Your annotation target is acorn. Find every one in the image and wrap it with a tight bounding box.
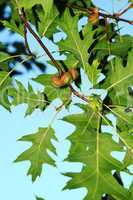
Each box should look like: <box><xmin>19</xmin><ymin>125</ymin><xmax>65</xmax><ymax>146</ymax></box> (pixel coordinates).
<box><xmin>69</xmin><ymin>68</ymin><xmax>79</xmax><ymax>81</ymax></box>
<box><xmin>51</xmin><ymin>75</ymin><xmax>64</xmax><ymax>88</ymax></box>
<box><xmin>51</xmin><ymin>72</ymin><xmax>72</xmax><ymax>88</ymax></box>
<box><xmin>61</xmin><ymin>72</ymin><xmax>72</xmax><ymax>85</ymax></box>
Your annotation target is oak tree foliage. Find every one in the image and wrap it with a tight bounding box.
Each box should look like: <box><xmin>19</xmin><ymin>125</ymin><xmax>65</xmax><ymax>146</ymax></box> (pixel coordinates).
<box><xmin>0</xmin><ymin>0</ymin><xmax>133</xmax><ymax>199</ymax></box>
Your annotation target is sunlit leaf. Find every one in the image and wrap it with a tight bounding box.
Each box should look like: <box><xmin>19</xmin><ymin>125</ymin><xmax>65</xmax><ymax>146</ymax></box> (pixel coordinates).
<box><xmin>57</xmin><ymin>9</ymin><xmax>101</xmax><ymax>86</ymax></box>
<box><xmin>63</xmin><ymin>104</ymin><xmax>130</xmax><ymax>200</ymax></box>
<box><xmin>8</xmin><ymin>80</ymin><xmax>47</xmax><ymax>116</ymax></box>
<box><xmin>103</xmin><ymin>51</ymin><xmax>133</xmax><ymax>106</ymax></box>
<box><xmin>15</xmin><ymin>127</ymin><xmax>57</xmax><ymax>182</ymax></box>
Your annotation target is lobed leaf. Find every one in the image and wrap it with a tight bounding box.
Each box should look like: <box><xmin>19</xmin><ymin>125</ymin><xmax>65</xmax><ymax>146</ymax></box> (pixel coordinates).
<box><xmin>8</xmin><ymin>80</ymin><xmax>47</xmax><ymax>116</ymax></box>
<box><xmin>62</xmin><ymin>104</ymin><xmax>130</xmax><ymax>199</ymax></box>
<box><xmin>15</xmin><ymin>127</ymin><xmax>57</xmax><ymax>182</ymax></box>
<box><xmin>19</xmin><ymin>0</ymin><xmax>53</xmax><ymax>11</ymax></box>
<box><xmin>103</xmin><ymin>51</ymin><xmax>133</xmax><ymax>106</ymax></box>
<box><xmin>38</xmin><ymin>5</ymin><xmax>59</xmax><ymax>38</ymax></box>
<box><xmin>57</xmin><ymin>9</ymin><xmax>101</xmax><ymax>86</ymax></box>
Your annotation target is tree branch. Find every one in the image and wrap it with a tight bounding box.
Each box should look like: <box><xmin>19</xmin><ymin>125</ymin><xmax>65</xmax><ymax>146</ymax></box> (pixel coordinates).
<box><xmin>24</xmin><ymin>24</ymin><xmax>35</xmax><ymax>57</ymax></box>
<box><xmin>65</xmin><ymin>3</ymin><xmax>133</xmax><ymax>25</ymax></box>
<box><xmin>69</xmin><ymin>84</ymin><xmax>89</xmax><ymax>103</ymax></box>
<box><xmin>16</xmin><ymin>5</ymin><xmax>63</xmax><ymax>76</ymax></box>
<box><xmin>15</xmin><ymin>1</ymin><xmax>90</xmax><ymax>104</ymax></box>
<box><xmin>116</xmin><ymin>3</ymin><xmax>133</xmax><ymax>17</ymax></box>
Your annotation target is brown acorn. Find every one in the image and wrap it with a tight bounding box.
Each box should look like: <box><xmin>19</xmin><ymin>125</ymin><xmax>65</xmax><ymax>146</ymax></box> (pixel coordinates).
<box><xmin>60</xmin><ymin>72</ymin><xmax>72</xmax><ymax>85</ymax></box>
<box><xmin>52</xmin><ymin>72</ymin><xmax>72</xmax><ymax>88</ymax></box>
<box><xmin>51</xmin><ymin>75</ymin><xmax>64</xmax><ymax>88</ymax></box>
<box><xmin>69</xmin><ymin>68</ymin><xmax>79</xmax><ymax>81</ymax></box>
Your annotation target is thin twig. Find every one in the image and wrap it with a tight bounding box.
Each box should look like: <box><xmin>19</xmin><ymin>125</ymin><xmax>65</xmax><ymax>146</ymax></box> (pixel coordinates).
<box><xmin>14</xmin><ymin>1</ymin><xmax>63</xmax><ymax>76</ymax></box>
<box><xmin>114</xmin><ymin>4</ymin><xmax>133</xmax><ymax>17</ymax></box>
<box><xmin>24</xmin><ymin>24</ymin><xmax>35</xmax><ymax>57</ymax></box>
<box><xmin>22</xmin><ymin>16</ymin><xmax>63</xmax><ymax>75</ymax></box>
<box><xmin>65</xmin><ymin>3</ymin><xmax>133</xmax><ymax>25</ymax></box>
<box><xmin>69</xmin><ymin>84</ymin><xmax>89</xmax><ymax>103</ymax></box>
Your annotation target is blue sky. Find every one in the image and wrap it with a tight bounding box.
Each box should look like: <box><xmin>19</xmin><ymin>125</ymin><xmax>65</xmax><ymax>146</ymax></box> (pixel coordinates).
<box><xmin>0</xmin><ymin>0</ymin><xmax>133</xmax><ymax>200</ymax></box>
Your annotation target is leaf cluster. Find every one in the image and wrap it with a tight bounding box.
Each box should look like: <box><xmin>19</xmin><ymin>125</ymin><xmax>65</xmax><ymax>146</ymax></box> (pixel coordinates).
<box><xmin>0</xmin><ymin>0</ymin><xmax>133</xmax><ymax>200</ymax></box>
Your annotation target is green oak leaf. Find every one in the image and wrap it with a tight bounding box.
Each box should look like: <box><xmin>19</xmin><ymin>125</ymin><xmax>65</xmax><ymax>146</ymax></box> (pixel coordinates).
<box><xmin>38</xmin><ymin>5</ymin><xmax>59</xmax><ymax>38</ymax></box>
<box><xmin>57</xmin><ymin>9</ymin><xmax>100</xmax><ymax>86</ymax></box>
<box><xmin>19</xmin><ymin>0</ymin><xmax>53</xmax><ymax>11</ymax></box>
<box><xmin>103</xmin><ymin>51</ymin><xmax>133</xmax><ymax>106</ymax></box>
<box><xmin>94</xmin><ymin>35</ymin><xmax>133</xmax><ymax>59</ymax></box>
<box><xmin>13</xmin><ymin>0</ymin><xmax>55</xmax><ymax>38</ymax></box>
<box><xmin>120</xmin><ymin>131</ymin><xmax>133</xmax><ymax>170</ymax></box>
<box><xmin>0</xmin><ymin>45</ymin><xmax>10</xmax><ymax>71</ymax></box>
<box><xmin>0</xmin><ymin>52</ymin><xmax>19</xmax><ymax>71</ymax></box>
<box><xmin>120</xmin><ymin>130</ymin><xmax>133</xmax><ymax>151</ymax></box>
<box><xmin>0</xmin><ymin>52</ymin><xmax>12</xmax><ymax>63</ymax></box>
<box><xmin>111</xmin><ymin>106</ymin><xmax>133</xmax><ymax>130</ymax></box>
<box><xmin>8</xmin><ymin>80</ymin><xmax>47</xmax><ymax>116</ymax></box>
<box><xmin>62</xmin><ymin>53</ymin><xmax>79</xmax><ymax>69</ymax></box>
<box><xmin>87</xmin><ymin>60</ymin><xmax>101</xmax><ymax>86</ymax></box>
<box><xmin>115</xmin><ymin>108</ymin><xmax>133</xmax><ymax>168</ymax></box>
<box><xmin>62</xmin><ymin>104</ymin><xmax>130</xmax><ymax>200</ymax></box>
<box><xmin>15</xmin><ymin>127</ymin><xmax>57</xmax><ymax>182</ymax></box>
<box><xmin>103</xmin><ymin>105</ymin><xmax>133</xmax><ymax>170</ymax></box>
<box><xmin>0</xmin><ymin>19</ymin><xmax>24</xmax><ymax>36</ymax></box>
<box><xmin>1</xmin><ymin>2</ymin><xmax>24</xmax><ymax>36</ymax></box>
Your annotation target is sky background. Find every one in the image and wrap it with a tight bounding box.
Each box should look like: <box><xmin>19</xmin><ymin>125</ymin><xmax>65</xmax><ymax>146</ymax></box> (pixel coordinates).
<box><xmin>0</xmin><ymin>0</ymin><xmax>133</xmax><ymax>200</ymax></box>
